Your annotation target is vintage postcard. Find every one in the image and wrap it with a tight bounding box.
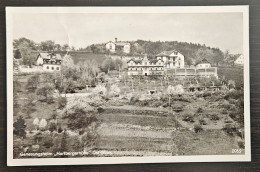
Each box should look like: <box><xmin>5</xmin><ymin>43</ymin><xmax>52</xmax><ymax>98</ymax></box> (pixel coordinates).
<box><xmin>6</xmin><ymin>6</ymin><xmax>250</xmax><ymax>166</ymax></box>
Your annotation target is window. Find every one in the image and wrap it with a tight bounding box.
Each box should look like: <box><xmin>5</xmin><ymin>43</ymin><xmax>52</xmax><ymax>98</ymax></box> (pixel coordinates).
<box><xmin>57</xmin><ymin>67</ymin><xmax>59</xmax><ymax>70</ymax></box>
<box><xmin>52</xmin><ymin>67</ymin><xmax>54</xmax><ymax>70</ymax></box>
<box><xmin>47</xmin><ymin>66</ymin><xmax>49</xmax><ymax>69</ymax></box>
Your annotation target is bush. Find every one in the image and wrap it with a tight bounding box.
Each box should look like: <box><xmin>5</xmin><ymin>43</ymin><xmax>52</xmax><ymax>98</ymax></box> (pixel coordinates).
<box><xmin>194</xmin><ymin>124</ymin><xmax>203</xmax><ymax>133</ymax></box>
<box><xmin>129</xmin><ymin>96</ymin><xmax>139</xmax><ymax>105</ymax></box>
<box><xmin>197</xmin><ymin>107</ymin><xmax>203</xmax><ymax>113</ymax></box>
<box><xmin>46</xmin><ymin>96</ymin><xmax>54</xmax><ymax>104</ymax></box>
<box><xmin>199</xmin><ymin>119</ymin><xmax>207</xmax><ymax>125</ymax></box>
<box><xmin>182</xmin><ymin>114</ymin><xmax>194</xmax><ymax>122</ymax></box>
<box><xmin>210</xmin><ymin>114</ymin><xmax>220</xmax><ymax>121</ymax></box>
<box><xmin>49</xmin><ymin>122</ymin><xmax>57</xmax><ymax>133</ymax></box>
<box><xmin>109</xmin><ymin>84</ymin><xmax>120</xmax><ymax>97</ymax></box>
<box><xmin>222</xmin><ymin>124</ymin><xmax>237</xmax><ymax>136</ymax></box>
<box><xmin>92</xmin><ymin>85</ymin><xmax>107</xmax><ymax>96</ymax></box>
<box><xmin>43</xmin><ymin>137</ymin><xmax>54</xmax><ymax>148</ymax></box>
<box><xmin>58</xmin><ymin>126</ymin><xmax>63</xmax><ymax>133</ymax></box>
<box><xmin>57</xmin><ymin>97</ymin><xmax>67</xmax><ymax>109</ymax></box>
<box><xmin>13</xmin><ymin>116</ymin><xmax>27</xmax><ymax>138</ymax></box>
<box><xmin>238</xmin><ymin>141</ymin><xmax>245</xmax><ymax>149</ymax></box>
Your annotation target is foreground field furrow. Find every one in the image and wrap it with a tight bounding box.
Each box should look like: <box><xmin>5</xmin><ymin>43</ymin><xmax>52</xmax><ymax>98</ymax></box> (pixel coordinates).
<box><xmin>98</xmin><ymin>113</ymin><xmax>177</xmax><ymax>128</ymax></box>
<box><xmin>97</xmin><ymin>136</ymin><xmax>173</xmax><ymax>153</ymax></box>
<box><xmin>97</xmin><ymin>124</ymin><xmax>173</xmax><ymax>139</ymax></box>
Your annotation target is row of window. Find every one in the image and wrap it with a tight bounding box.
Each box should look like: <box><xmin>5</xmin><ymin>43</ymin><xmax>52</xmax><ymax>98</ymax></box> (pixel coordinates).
<box><xmin>129</xmin><ymin>67</ymin><xmax>163</xmax><ymax>71</ymax></box>
<box><xmin>46</xmin><ymin>66</ymin><xmax>60</xmax><ymax>70</ymax></box>
<box><xmin>129</xmin><ymin>62</ymin><xmax>163</xmax><ymax>66</ymax></box>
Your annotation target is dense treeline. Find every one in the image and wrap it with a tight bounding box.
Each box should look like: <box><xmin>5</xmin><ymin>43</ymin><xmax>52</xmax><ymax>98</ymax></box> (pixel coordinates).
<box><xmin>85</xmin><ymin>39</ymin><xmax>241</xmax><ymax>67</ymax></box>
<box><xmin>13</xmin><ymin>37</ymin><xmax>240</xmax><ymax>67</ymax></box>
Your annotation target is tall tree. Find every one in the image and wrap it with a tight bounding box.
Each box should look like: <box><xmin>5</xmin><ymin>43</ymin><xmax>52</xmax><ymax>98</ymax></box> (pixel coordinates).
<box><xmin>40</xmin><ymin>40</ymin><xmax>55</xmax><ymax>52</ymax></box>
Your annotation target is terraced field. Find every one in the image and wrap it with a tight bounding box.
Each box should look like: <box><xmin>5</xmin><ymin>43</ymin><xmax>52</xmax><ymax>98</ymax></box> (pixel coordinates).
<box><xmin>95</xmin><ymin>105</ymin><xmax>177</xmax><ymax>156</ymax></box>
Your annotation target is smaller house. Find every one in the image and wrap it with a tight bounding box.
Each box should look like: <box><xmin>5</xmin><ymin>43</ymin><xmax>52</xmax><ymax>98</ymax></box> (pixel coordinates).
<box><xmin>196</xmin><ymin>58</ymin><xmax>211</xmax><ymax>68</ymax></box>
<box><xmin>156</xmin><ymin>50</ymin><xmax>185</xmax><ymax>68</ymax></box>
<box><xmin>105</xmin><ymin>38</ymin><xmax>131</xmax><ymax>54</ymax></box>
<box><xmin>36</xmin><ymin>52</ymin><xmax>62</xmax><ymax>71</ymax></box>
<box><xmin>234</xmin><ymin>54</ymin><xmax>244</xmax><ymax>66</ymax></box>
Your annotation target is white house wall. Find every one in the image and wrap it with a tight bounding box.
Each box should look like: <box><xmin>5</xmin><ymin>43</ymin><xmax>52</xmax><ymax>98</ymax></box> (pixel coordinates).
<box><xmin>43</xmin><ymin>64</ymin><xmax>61</xmax><ymax>71</ymax></box>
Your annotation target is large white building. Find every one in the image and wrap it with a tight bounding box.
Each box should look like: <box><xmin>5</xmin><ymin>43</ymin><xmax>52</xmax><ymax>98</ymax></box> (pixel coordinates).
<box><xmin>127</xmin><ymin>55</ymin><xmax>164</xmax><ymax>76</ymax></box>
<box><xmin>105</xmin><ymin>38</ymin><xmax>131</xmax><ymax>54</ymax></box>
<box><xmin>36</xmin><ymin>52</ymin><xmax>62</xmax><ymax>71</ymax></box>
<box><xmin>155</xmin><ymin>50</ymin><xmax>185</xmax><ymax>68</ymax></box>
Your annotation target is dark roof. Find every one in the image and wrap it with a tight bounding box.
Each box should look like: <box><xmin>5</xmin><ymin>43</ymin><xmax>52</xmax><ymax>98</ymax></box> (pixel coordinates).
<box><xmin>127</xmin><ymin>59</ymin><xmax>141</xmax><ymax>63</ymax></box>
<box><xmin>150</xmin><ymin>59</ymin><xmax>159</xmax><ymax>63</ymax></box>
<box><xmin>156</xmin><ymin>50</ymin><xmax>178</xmax><ymax>56</ymax></box>
<box><xmin>196</xmin><ymin>58</ymin><xmax>210</xmax><ymax>65</ymax></box>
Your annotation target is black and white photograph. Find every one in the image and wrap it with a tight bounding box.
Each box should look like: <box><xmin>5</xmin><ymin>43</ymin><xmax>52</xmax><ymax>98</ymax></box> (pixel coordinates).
<box><xmin>6</xmin><ymin>6</ymin><xmax>250</xmax><ymax>166</ymax></box>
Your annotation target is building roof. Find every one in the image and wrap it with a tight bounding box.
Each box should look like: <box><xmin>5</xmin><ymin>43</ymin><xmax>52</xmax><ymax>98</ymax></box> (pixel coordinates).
<box><xmin>156</xmin><ymin>50</ymin><xmax>178</xmax><ymax>56</ymax></box>
<box><xmin>196</xmin><ymin>58</ymin><xmax>210</xmax><ymax>65</ymax></box>
<box><xmin>115</xmin><ymin>42</ymin><xmax>130</xmax><ymax>46</ymax></box>
<box><xmin>106</xmin><ymin>41</ymin><xmax>130</xmax><ymax>46</ymax></box>
<box><xmin>39</xmin><ymin>53</ymin><xmax>62</xmax><ymax>60</ymax></box>
<box><xmin>150</xmin><ymin>59</ymin><xmax>159</xmax><ymax>63</ymax></box>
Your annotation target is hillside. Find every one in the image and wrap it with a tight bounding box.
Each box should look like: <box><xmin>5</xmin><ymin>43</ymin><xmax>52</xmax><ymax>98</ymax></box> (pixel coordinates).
<box><xmin>86</xmin><ymin>40</ymin><xmax>227</xmax><ymax>66</ymax></box>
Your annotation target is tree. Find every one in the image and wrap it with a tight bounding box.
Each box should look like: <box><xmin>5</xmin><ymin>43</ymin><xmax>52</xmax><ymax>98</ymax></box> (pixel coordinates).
<box><xmin>40</xmin><ymin>40</ymin><xmax>55</xmax><ymax>52</ymax></box>
<box><xmin>109</xmin><ymin>84</ymin><xmax>120</xmax><ymax>97</ymax></box>
<box><xmin>39</xmin><ymin>118</ymin><xmax>47</xmax><ymax>130</ymax></box>
<box><xmin>33</xmin><ymin>118</ymin><xmax>40</xmax><ymax>130</ymax></box>
<box><xmin>13</xmin><ymin>38</ymin><xmax>38</xmax><ymax>67</ymax></box>
<box><xmin>101</xmin><ymin>58</ymin><xmax>115</xmax><ymax>73</ymax></box>
<box><xmin>62</xmin><ymin>44</ymin><xmax>70</xmax><ymax>51</ymax></box>
<box><xmin>14</xmin><ymin>49</ymin><xmax>22</xmax><ymax>59</ymax></box>
<box><xmin>13</xmin><ymin>116</ymin><xmax>26</xmax><ymax>138</ymax></box>
<box><xmin>67</xmin><ymin>107</ymin><xmax>97</xmax><ymax>134</ymax></box>
<box><xmin>36</xmin><ymin>84</ymin><xmax>54</xmax><ymax>101</ymax></box>
<box><xmin>26</xmin><ymin>74</ymin><xmax>40</xmax><ymax>92</ymax></box>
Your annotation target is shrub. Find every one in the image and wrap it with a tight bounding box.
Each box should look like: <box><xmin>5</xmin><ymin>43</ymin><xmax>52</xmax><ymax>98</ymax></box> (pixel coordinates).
<box><xmin>92</xmin><ymin>85</ymin><xmax>107</xmax><ymax>96</ymax></box>
<box><xmin>58</xmin><ymin>126</ymin><xmax>63</xmax><ymax>133</ymax></box>
<box><xmin>199</xmin><ymin>119</ymin><xmax>207</xmax><ymax>125</ymax></box>
<box><xmin>67</xmin><ymin>107</ymin><xmax>98</xmax><ymax>131</ymax></box>
<box><xmin>194</xmin><ymin>124</ymin><xmax>203</xmax><ymax>133</ymax></box>
<box><xmin>222</xmin><ymin>110</ymin><xmax>228</xmax><ymax>114</ymax></box>
<box><xmin>33</xmin><ymin>118</ymin><xmax>40</xmax><ymax>129</ymax></box>
<box><xmin>197</xmin><ymin>107</ymin><xmax>203</xmax><ymax>113</ymax></box>
<box><xmin>46</xmin><ymin>96</ymin><xmax>54</xmax><ymax>104</ymax></box>
<box><xmin>238</xmin><ymin>141</ymin><xmax>245</xmax><ymax>149</ymax></box>
<box><xmin>36</xmin><ymin>84</ymin><xmax>54</xmax><ymax>102</ymax></box>
<box><xmin>222</xmin><ymin>124</ymin><xmax>237</xmax><ymax>136</ymax></box>
<box><xmin>43</xmin><ymin>137</ymin><xmax>54</xmax><ymax>148</ymax></box>
<box><xmin>129</xmin><ymin>96</ymin><xmax>139</xmax><ymax>105</ymax></box>
<box><xmin>39</xmin><ymin>119</ymin><xmax>47</xmax><ymax>131</ymax></box>
<box><xmin>13</xmin><ymin>116</ymin><xmax>27</xmax><ymax>138</ymax></box>
<box><xmin>182</xmin><ymin>114</ymin><xmax>194</xmax><ymax>122</ymax></box>
<box><xmin>167</xmin><ymin>85</ymin><xmax>184</xmax><ymax>96</ymax></box>
<box><xmin>57</xmin><ymin>97</ymin><xmax>67</xmax><ymax>109</ymax></box>
<box><xmin>49</xmin><ymin>122</ymin><xmax>57</xmax><ymax>133</ymax></box>
<box><xmin>210</xmin><ymin>114</ymin><xmax>220</xmax><ymax>121</ymax></box>
<box><xmin>109</xmin><ymin>84</ymin><xmax>120</xmax><ymax>97</ymax></box>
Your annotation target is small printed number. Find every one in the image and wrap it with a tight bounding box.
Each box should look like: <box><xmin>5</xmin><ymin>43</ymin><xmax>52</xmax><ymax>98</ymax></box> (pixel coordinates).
<box><xmin>232</xmin><ymin>149</ymin><xmax>242</xmax><ymax>154</ymax></box>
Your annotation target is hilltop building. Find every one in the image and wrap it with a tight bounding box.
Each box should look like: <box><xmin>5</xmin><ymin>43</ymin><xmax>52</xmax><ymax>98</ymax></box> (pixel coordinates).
<box><xmin>127</xmin><ymin>55</ymin><xmax>164</xmax><ymax>76</ymax></box>
<box><xmin>36</xmin><ymin>52</ymin><xmax>62</xmax><ymax>71</ymax></box>
<box><xmin>105</xmin><ymin>38</ymin><xmax>131</xmax><ymax>54</ymax></box>
<box><xmin>155</xmin><ymin>50</ymin><xmax>185</xmax><ymax>68</ymax></box>
<box><xmin>234</xmin><ymin>54</ymin><xmax>244</xmax><ymax>66</ymax></box>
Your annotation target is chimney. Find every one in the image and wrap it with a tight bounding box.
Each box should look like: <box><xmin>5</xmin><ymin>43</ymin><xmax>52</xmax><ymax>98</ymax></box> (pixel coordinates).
<box><xmin>115</xmin><ymin>37</ymin><xmax>117</xmax><ymax>42</ymax></box>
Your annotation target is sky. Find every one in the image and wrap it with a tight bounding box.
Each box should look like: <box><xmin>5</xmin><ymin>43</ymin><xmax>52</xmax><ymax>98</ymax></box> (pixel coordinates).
<box><xmin>12</xmin><ymin>12</ymin><xmax>243</xmax><ymax>54</ymax></box>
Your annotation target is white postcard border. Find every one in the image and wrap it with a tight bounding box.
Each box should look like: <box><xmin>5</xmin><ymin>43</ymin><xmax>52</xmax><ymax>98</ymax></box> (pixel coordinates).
<box><xmin>6</xmin><ymin>6</ymin><xmax>250</xmax><ymax>166</ymax></box>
